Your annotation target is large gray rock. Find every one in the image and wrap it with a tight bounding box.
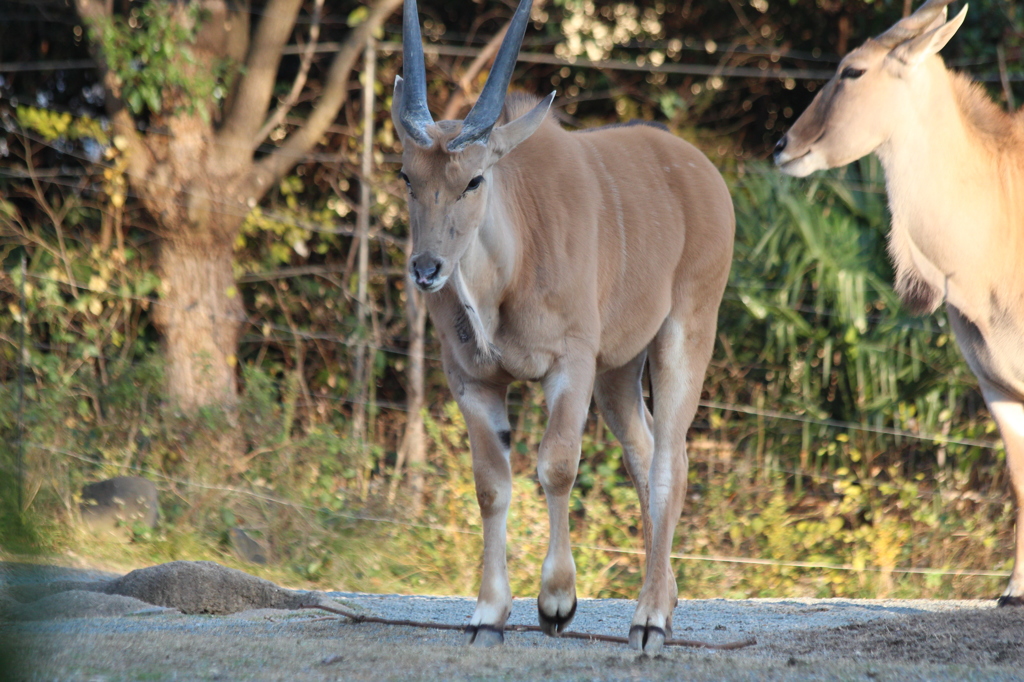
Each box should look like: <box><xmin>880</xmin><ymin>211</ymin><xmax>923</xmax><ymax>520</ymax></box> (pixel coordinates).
<box><xmin>4</xmin><ymin>579</ymin><xmax>111</xmax><ymax>604</ymax></box>
<box><xmin>0</xmin><ymin>590</ymin><xmax>19</xmax><ymax>619</ymax></box>
<box><xmin>6</xmin><ymin>590</ymin><xmax>175</xmax><ymax>620</ymax></box>
<box><xmin>0</xmin><ymin>560</ymin><xmax>321</xmax><ymax>620</ymax></box>
<box><xmin>102</xmin><ymin>561</ymin><xmax>312</xmax><ymax>614</ymax></box>
<box><xmin>80</xmin><ymin>476</ymin><xmax>159</xmax><ymax>532</ymax></box>
<box><xmin>0</xmin><ymin>562</ymin><xmax>119</xmax><ymax>586</ymax></box>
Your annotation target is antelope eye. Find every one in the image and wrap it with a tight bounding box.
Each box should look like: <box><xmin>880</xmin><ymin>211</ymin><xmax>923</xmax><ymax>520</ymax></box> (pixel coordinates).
<box><xmin>840</xmin><ymin>67</ymin><xmax>865</xmax><ymax>79</ymax></box>
<box><xmin>465</xmin><ymin>175</ymin><xmax>484</xmax><ymax>193</ymax></box>
<box><xmin>399</xmin><ymin>171</ymin><xmax>411</xmax><ymax>186</ymax></box>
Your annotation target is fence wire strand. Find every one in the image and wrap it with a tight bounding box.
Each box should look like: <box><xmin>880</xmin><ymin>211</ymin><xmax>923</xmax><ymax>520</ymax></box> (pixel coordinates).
<box><xmin>9</xmin><ymin>265</ymin><xmax>1004</xmax><ymax>451</ymax></box>
<box><xmin>2</xmin><ymin>38</ymin><xmax>1013</xmax><ymax>589</ymax></box>
<box><xmin>26</xmin><ymin>442</ymin><xmax>1012</xmax><ymax>580</ymax></box>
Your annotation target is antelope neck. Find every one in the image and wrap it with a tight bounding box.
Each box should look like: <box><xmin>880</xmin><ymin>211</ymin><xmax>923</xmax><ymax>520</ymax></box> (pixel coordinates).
<box><xmin>876</xmin><ymin>60</ymin><xmax>994</xmax><ymax>285</ymax></box>
<box><xmin>457</xmin><ymin>175</ymin><xmax>520</xmax><ymax>337</ymax></box>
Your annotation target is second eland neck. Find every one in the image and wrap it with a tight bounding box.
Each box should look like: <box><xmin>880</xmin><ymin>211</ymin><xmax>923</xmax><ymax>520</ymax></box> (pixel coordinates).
<box><xmin>875</xmin><ymin>58</ymin><xmax>1015</xmax><ymax>299</ymax></box>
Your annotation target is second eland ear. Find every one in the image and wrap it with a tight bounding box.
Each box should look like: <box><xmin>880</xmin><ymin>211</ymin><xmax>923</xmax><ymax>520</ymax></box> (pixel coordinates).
<box><xmin>921</xmin><ymin>5</ymin><xmax>949</xmax><ymax>34</ymax></box>
<box><xmin>487</xmin><ymin>92</ymin><xmax>555</xmax><ymax>159</ymax></box>
<box><xmin>391</xmin><ymin>75</ymin><xmax>408</xmax><ymax>144</ymax></box>
<box><xmin>889</xmin><ymin>4</ymin><xmax>967</xmax><ymax>71</ymax></box>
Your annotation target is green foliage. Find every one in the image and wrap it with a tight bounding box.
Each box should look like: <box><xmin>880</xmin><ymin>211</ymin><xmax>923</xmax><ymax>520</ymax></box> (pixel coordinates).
<box><xmin>94</xmin><ymin>2</ymin><xmax>234</xmax><ymax>119</ymax></box>
<box><xmin>304</xmin><ymin>406</ymin><xmax>1011</xmax><ymax>600</ymax></box>
<box><xmin>1</xmin><ymin>143</ymin><xmax>1010</xmax><ymax>600</ymax></box>
<box><xmin>236</xmin><ymin>177</ymin><xmax>329</xmax><ymax>267</ymax></box>
<box><xmin>3</xmin><ymin>0</ymin><xmax>1017</xmax><ymax>598</ymax></box>
<box><xmin>14</xmin><ymin>106</ymin><xmax>108</xmax><ymax>145</ymax></box>
<box><xmin>714</xmin><ymin>159</ymin><xmax>993</xmax><ymax>477</ymax></box>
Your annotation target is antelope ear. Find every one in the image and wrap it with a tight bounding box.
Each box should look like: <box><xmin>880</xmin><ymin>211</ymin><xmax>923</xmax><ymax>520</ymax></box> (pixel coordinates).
<box><xmin>391</xmin><ymin>75</ymin><xmax>407</xmax><ymax>144</ymax></box>
<box><xmin>890</xmin><ymin>4</ymin><xmax>967</xmax><ymax>71</ymax></box>
<box><xmin>922</xmin><ymin>6</ymin><xmax>948</xmax><ymax>33</ymax></box>
<box><xmin>487</xmin><ymin>92</ymin><xmax>554</xmax><ymax>159</ymax></box>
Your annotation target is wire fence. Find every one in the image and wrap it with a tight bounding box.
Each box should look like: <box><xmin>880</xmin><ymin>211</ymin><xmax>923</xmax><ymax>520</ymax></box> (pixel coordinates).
<box><xmin>12</xmin><ymin>267</ymin><xmax>1002</xmax><ymax>453</ymax></box>
<box><xmin>0</xmin><ymin>0</ymin><xmax>1002</xmax><ymax>72</ymax></box>
<box><xmin>1</xmin><ymin>20</ymin><xmax>1015</xmax><ymax>593</ymax></box>
<box><xmin>3</xmin><ymin>27</ymin><xmax>1024</xmax><ymax>82</ymax></box>
<box><xmin>2</xmin><ymin>96</ymin><xmax>1004</xmax><ymax>506</ymax></box>
<box><xmin>24</xmin><ymin>442</ymin><xmax>1013</xmax><ymax>580</ymax></box>
<box><xmin>7</xmin><ymin>253</ymin><xmax>1013</xmax><ymax>588</ymax></box>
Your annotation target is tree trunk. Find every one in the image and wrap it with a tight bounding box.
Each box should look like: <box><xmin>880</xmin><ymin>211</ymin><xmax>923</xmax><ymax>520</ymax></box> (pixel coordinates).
<box><xmin>153</xmin><ymin>235</ymin><xmax>243</xmax><ymax>412</ymax></box>
<box><xmin>392</xmin><ymin>285</ymin><xmax>428</xmax><ymax>512</ymax></box>
<box><xmin>75</xmin><ymin>0</ymin><xmax>402</xmax><ymax>420</ymax></box>
<box><xmin>836</xmin><ymin>15</ymin><xmax>851</xmax><ymax>56</ymax></box>
<box><xmin>404</xmin><ymin>288</ymin><xmax>428</xmax><ymax>513</ymax></box>
<box><xmin>352</xmin><ymin>38</ymin><xmax>376</xmax><ymax>448</ymax></box>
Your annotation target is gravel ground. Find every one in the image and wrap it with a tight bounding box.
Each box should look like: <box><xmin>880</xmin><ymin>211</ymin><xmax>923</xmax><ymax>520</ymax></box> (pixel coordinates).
<box><xmin>2</xmin><ymin>562</ymin><xmax>1023</xmax><ymax>682</ymax></box>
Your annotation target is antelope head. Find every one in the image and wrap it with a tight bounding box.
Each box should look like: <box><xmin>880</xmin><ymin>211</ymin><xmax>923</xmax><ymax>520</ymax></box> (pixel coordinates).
<box><xmin>775</xmin><ymin>0</ymin><xmax>967</xmax><ymax>177</ymax></box>
<box><xmin>393</xmin><ymin>0</ymin><xmax>552</xmax><ymax>293</ymax></box>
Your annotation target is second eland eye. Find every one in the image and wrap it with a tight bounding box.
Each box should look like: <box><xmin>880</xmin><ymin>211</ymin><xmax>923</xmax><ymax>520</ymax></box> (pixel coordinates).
<box><xmin>465</xmin><ymin>176</ymin><xmax>484</xmax><ymax>193</ymax></box>
<box><xmin>840</xmin><ymin>67</ymin><xmax>866</xmax><ymax>79</ymax></box>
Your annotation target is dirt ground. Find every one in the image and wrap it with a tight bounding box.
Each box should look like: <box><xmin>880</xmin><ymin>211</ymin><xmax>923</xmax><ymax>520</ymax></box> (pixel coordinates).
<box><xmin>2</xmin><ymin>561</ymin><xmax>1023</xmax><ymax>681</ymax></box>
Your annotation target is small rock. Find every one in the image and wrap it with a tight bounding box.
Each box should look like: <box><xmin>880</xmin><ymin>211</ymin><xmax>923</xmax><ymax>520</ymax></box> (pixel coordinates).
<box><xmin>80</xmin><ymin>476</ymin><xmax>159</xmax><ymax>533</ymax></box>
<box><xmin>229</xmin><ymin>528</ymin><xmax>268</xmax><ymax>564</ymax></box>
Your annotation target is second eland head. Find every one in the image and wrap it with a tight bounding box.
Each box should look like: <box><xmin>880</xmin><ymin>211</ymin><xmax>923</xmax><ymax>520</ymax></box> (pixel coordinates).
<box><xmin>775</xmin><ymin>0</ymin><xmax>967</xmax><ymax>177</ymax></box>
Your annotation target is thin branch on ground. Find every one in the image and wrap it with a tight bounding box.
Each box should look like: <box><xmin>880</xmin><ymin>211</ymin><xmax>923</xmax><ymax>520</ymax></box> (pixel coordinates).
<box><xmin>297</xmin><ymin>602</ymin><xmax>758</xmax><ymax>651</ymax></box>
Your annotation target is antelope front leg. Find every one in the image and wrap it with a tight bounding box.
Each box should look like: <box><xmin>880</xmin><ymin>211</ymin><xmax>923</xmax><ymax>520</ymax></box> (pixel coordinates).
<box><xmin>536</xmin><ymin>360</ymin><xmax>595</xmax><ymax>635</ymax></box>
<box><xmin>980</xmin><ymin>383</ymin><xmax>1024</xmax><ymax>606</ymax></box>
<box><xmin>454</xmin><ymin>377</ymin><xmax>513</xmax><ymax>647</ymax></box>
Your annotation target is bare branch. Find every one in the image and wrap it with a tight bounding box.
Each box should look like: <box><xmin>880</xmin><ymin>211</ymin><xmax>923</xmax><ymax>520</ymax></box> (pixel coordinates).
<box><xmin>254</xmin><ymin>0</ymin><xmax>325</xmax><ymax>146</ymax></box>
<box><xmin>218</xmin><ymin>0</ymin><xmax>303</xmax><ymax>149</ymax></box>
<box><xmin>248</xmin><ymin>0</ymin><xmax>402</xmax><ymax>194</ymax></box>
<box><xmin>441</xmin><ymin>25</ymin><xmax>507</xmax><ymax>121</ymax></box>
<box><xmin>441</xmin><ymin>0</ymin><xmax>547</xmax><ymax>121</ymax></box>
<box><xmin>997</xmin><ymin>43</ymin><xmax>1015</xmax><ymax>113</ymax></box>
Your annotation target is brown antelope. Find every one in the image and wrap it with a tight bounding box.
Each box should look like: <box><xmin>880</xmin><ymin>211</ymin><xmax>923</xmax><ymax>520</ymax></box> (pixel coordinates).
<box><xmin>391</xmin><ymin>0</ymin><xmax>734</xmax><ymax>651</ymax></box>
<box><xmin>776</xmin><ymin>0</ymin><xmax>1024</xmax><ymax>605</ymax></box>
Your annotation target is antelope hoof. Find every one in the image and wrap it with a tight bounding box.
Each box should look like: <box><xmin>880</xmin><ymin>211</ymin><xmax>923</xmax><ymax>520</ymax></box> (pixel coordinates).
<box><xmin>464</xmin><ymin>623</ymin><xmax>504</xmax><ymax>647</ymax></box>
<box><xmin>998</xmin><ymin>595</ymin><xmax>1024</xmax><ymax>607</ymax></box>
<box><xmin>629</xmin><ymin>623</ymin><xmax>669</xmax><ymax>654</ymax></box>
<box><xmin>537</xmin><ymin>597</ymin><xmax>577</xmax><ymax>636</ymax></box>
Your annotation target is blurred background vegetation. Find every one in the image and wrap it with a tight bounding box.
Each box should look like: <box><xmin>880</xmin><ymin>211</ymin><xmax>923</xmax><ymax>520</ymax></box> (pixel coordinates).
<box><xmin>1</xmin><ymin>0</ymin><xmax>1022</xmax><ymax>600</ymax></box>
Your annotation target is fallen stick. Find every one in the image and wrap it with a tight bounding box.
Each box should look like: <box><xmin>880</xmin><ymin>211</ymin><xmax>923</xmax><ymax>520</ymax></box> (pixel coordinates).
<box><xmin>298</xmin><ymin>602</ymin><xmax>757</xmax><ymax>651</ymax></box>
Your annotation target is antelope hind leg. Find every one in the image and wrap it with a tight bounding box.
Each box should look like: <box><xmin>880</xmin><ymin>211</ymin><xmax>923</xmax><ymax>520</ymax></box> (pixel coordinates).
<box><xmin>536</xmin><ymin>358</ymin><xmax>595</xmax><ymax>635</ymax></box>
<box><xmin>455</xmin><ymin>378</ymin><xmax>514</xmax><ymax>646</ymax></box>
<box><xmin>593</xmin><ymin>352</ymin><xmax>655</xmax><ymax>561</ymax></box>
<box><xmin>630</xmin><ymin>309</ymin><xmax>717</xmax><ymax>653</ymax></box>
<box><xmin>981</xmin><ymin>383</ymin><xmax>1024</xmax><ymax>606</ymax></box>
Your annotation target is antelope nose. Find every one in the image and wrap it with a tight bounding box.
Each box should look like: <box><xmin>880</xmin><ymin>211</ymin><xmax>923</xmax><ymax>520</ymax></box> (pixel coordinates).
<box><xmin>410</xmin><ymin>253</ymin><xmax>445</xmax><ymax>290</ymax></box>
<box><xmin>773</xmin><ymin>135</ymin><xmax>788</xmax><ymax>163</ymax></box>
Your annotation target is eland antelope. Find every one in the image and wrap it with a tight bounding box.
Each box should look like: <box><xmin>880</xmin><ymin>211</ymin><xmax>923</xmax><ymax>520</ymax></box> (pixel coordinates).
<box><xmin>392</xmin><ymin>0</ymin><xmax>734</xmax><ymax>651</ymax></box>
<box><xmin>776</xmin><ymin>0</ymin><xmax>1024</xmax><ymax>605</ymax></box>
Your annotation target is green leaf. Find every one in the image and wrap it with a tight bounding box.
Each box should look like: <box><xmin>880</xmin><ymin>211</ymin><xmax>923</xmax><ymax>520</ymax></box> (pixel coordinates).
<box><xmin>140</xmin><ymin>84</ymin><xmax>162</xmax><ymax>114</ymax></box>
<box><xmin>127</xmin><ymin>89</ymin><xmax>143</xmax><ymax>114</ymax></box>
<box><xmin>347</xmin><ymin>6</ymin><xmax>369</xmax><ymax>27</ymax></box>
